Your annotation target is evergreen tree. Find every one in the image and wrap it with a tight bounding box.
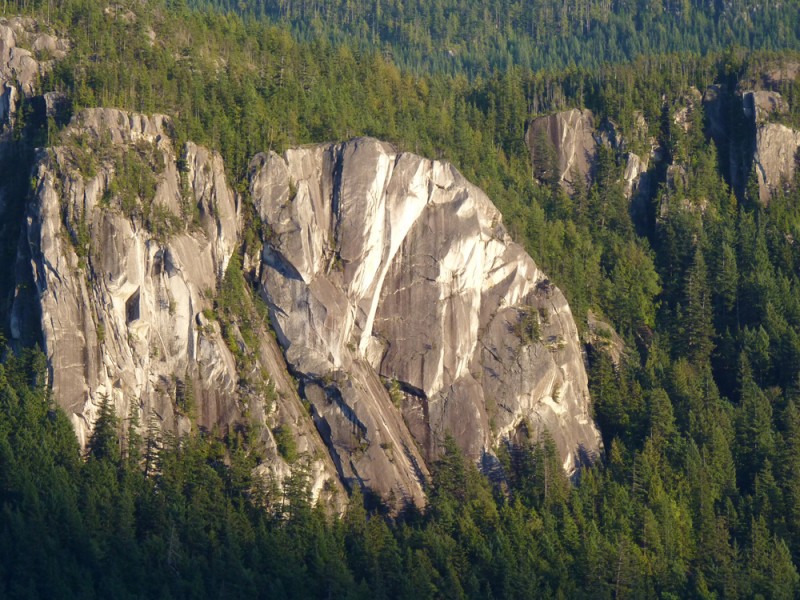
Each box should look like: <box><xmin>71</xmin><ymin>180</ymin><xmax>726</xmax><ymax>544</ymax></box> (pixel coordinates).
<box><xmin>87</xmin><ymin>394</ymin><xmax>120</xmax><ymax>464</ymax></box>
<box><xmin>683</xmin><ymin>245</ymin><xmax>715</xmax><ymax>365</ymax></box>
<box><xmin>735</xmin><ymin>356</ymin><xmax>775</xmax><ymax>493</ymax></box>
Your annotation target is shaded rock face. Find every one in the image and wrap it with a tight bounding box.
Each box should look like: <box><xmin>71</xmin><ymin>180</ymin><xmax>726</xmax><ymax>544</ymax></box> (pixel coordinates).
<box><xmin>705</xmin><ymin>84</ymin><xmax>800</xmax><ymax>204</ymax></box>
<box><xmin>703</xmin><ymin>84</ymin><xmax>727</xmax><ymax>141</ymax></box>
<box><xmin>252</xmin><ymin>138</ymin><xmax>601</xmax><ymax>504</ymax></box>
<box><xmin>11</xmin><ymin>108</ymin><xmax>345</xmax><ymax>507</ymax></box>
<box><xmin>526</xmin><ymin>108</ymin><xmax>597</xmax><ymax>192</ymax></box>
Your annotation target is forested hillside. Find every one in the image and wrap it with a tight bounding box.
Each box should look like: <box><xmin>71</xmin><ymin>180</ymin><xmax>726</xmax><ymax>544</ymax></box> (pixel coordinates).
<box><xmin>192</xmin><ymin>0</ymin><xmax>800</xmax><ymax>73</ymax></box>
<box><xmin>1</xmin><ymin>0</ymin><xmax>800</xmax><ymax>596</ymax></box>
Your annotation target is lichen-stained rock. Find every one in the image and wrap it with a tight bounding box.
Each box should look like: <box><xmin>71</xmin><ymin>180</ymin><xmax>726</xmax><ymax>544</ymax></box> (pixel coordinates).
<box><xmin>525</xmin><ymin>108</ymin><xmax>597</xmax><ymax>192</ymax></box>
<box><xmin>15</xmin><ymin>108</ymin><xmax>241</xmax><ymax>445</ymax></box>
<box><xmin>12</xmin><ymin>107</ymin><xmax>348</xmax><ymax>512</ymax></box>
<box><xmin>252</xmin><ymin>138</ymin><xmax>602</xmax><ymax>504</ymax></box>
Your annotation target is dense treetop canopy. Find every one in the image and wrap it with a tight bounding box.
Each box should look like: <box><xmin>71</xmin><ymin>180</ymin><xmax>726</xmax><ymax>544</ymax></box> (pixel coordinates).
<box><xmin>1</xmin><ymin>0</ymin><xmax>800</xmax><ymax>596</ymax></box>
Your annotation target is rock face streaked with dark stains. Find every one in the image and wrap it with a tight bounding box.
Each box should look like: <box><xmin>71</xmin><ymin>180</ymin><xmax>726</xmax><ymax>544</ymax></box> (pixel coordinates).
<box><xmin>12</xmin><ymin>108</ymin><xmax>345</xmax><ymax>509</ymax></box>
<box><xmin>251</xmin><ymin>138</ymin><xmax>602</xmax><ymax>505</ymax></box>
<box><xmin>14</xmin><ymin>108</ymin><xmax>602</xmax><ymax>509</ymax></box>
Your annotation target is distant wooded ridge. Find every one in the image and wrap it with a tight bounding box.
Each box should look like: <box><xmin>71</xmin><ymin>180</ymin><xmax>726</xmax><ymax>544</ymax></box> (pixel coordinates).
<box><xmin>188</xmin><ymin>0</ymin><xmax>800</xmax><ymax>73</ymax></box>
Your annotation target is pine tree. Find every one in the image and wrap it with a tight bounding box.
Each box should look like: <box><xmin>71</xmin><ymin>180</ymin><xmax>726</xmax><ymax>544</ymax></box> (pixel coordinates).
<box><xmin>735</xmin><ymin>356</ymin><xmax>775</xmax><ymax>492</ymax></box>
<box><xmin>778</xmin><ymin>400</ymin><xmax>800</xmax><ymax>561</ymax></box>
<box><xmin>683</xmin><ymin>245</ymin><xmax>715</xmax><ymax>365</ymax></box>
<box><xmin>646</xmin><ymin>388</ymin><xmax>676</xmax><ymax>456</ymax></box>
<box><xmin>125</xmin><ymin>400</ymin><xmax>142</xmax><ymax>469</ymax></box>
<box><xmin>713</xmin><ymin>239</ymin><xmax>738</xmax><ymax>328</ymax></box>
<box><xmin>87</xmin><ymin>393</ymin><xmax>120</xmax><ymax>463</ymax></box>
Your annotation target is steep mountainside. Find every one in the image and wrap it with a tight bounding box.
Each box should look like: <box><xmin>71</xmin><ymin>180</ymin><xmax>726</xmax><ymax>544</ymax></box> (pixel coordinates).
<box><xmin>252</xmin><ymin>138</ymin><xmax>601</xmax><ymax>502</ymax></box>
<box><xmin>11</xmin><ymin>107</ymin><xmax>601</xmax><ymax>507</ymax></box>
<box><xmin>530</xmin><ymin>74</ymin><xmax>800</xmax><ymax>219</ymax></box>
<box><xmin>3</xmin><ymin>1</ymin><xmax>800</xmax><ymax>595</ymax></box>
<box><xmin>11</xmin><ymin>107</ymin><xmax>345</xmax><ymax>506</ymax></box>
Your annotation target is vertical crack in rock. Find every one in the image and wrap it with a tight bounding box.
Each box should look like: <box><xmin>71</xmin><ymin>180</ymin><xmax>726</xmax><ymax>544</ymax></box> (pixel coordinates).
<box><xmin>254</xmin><ymin>137</ymin><xmax>602</xmax><ymax>507</ymax></box>
<box><xmin>14</xmin><ymin>108</ymin><xmax>346</xmax><ymax>510</ymax></box>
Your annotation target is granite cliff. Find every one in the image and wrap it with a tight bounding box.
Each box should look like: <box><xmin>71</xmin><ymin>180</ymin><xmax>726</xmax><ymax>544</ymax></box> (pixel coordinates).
<box><xmin>705</xmin><ymin>72</ymin><xmax>800</xmax><ymax>204</ymax></box>
<box><xmin>11</xmin><ymin>108</ymin><xmax>345</xmax><ymax>507</ymax></box>
<box><xmin>529</xmin><ymin>73</ymin><xmax>800</xmax><ymax>216</ymax></box>
<box><xmin>525</xmin><ymin>107</ymin><xmax>657</xmax><ymax>221</ymax></box>
<box><xmin>9</xmin><ymin>106</ymin><xmax>602</xmax><ymax>507</ymax></box>
<box><xmin>743</xmin><ymin>90</ymin><xmax>800</xmax><ymax>204</ymax></box>
<box><xmin>251</xmin><ymin>138</ymin><xmax>602</xmax><ymax>503</ymax></box>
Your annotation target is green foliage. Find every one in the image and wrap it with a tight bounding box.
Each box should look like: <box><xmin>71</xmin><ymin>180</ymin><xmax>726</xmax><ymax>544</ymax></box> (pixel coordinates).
<box><xmin>175</xmin><ymin>375</ymin><xmax>196</xmax><ymax>418</ymax></box>
<box><xmin>2</xmin><ymin>0</ymin><xmax>800</xmax><ymax>594</ymax></box>
<box><xmin>193</xmin><ymin>0</ymin><xmax>800</xmax><ymax>75</ymax></box>
<box><xmin>272</xmin><ymin>424</ymin><xmax>298</xmax><ymax>463</ymax></box>
<box><xmin>513</xmin><ymin>305</ymin><xmax>542</xmax><ymax>345</ymax></box>
<box><xmin>0</xmin><ymin>343</ymin><xmax>797</xmax><ymax>599</ymax></box>
<box><xmin>603</xmin><ymin>240</ymin><xmax>661</xmax><ymax>337</ymax></box>
<box><xmin>108</xmin><ymin>142</ymin><xmax>180</xmax><ymax>239</ymax></box>
<box><xmin>385</xmin><ymin>378</ymin><xmax>403</xmax><ymax>407</ymax></box>
<box><xmin>87</xmin><ymin>393</ymin><xmax>121</xmax><ymax>463</ymax></box>
<box><xmin>67</xmin><ymin>132</ymin><xmax>98</xmax><ymax>178</ymax></box>
<box><xmin>215</xmin><ymin>252</ymin><xmax>266</xmax><ymax>374</ymax></box>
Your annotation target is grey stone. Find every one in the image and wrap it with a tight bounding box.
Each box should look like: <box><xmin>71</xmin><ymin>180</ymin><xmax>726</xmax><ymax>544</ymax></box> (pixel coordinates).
<box><xmin>253</xmin><ymin>138</ymin><xmax>602</xmax><ymax>506</ymax></box>
<box><xmin>13</xmin><ymin>108</ymin><xmax>345</xmax><ymax>508</ymax></box>
<box><xmin>526</xmin><ymin>108</ymin><xmax>597</xmax><ymax>192</ymax></box>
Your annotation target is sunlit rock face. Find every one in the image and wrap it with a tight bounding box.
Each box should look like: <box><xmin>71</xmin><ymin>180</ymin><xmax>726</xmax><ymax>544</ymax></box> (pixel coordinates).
<box><xmin>16</xmin><ymin>108</ymin><xmax>240</xmax><ymax>444</ymax></box>
<box><xmin>13</xmin><ymin>108</ymin><xmax>345</xmax><ymax>509</ymax></box>
<box><xmin>252</xmin><ymin>138</ymin><xmax>602</xmax><ymax>504</ymax></box>
<box><xmin>0</xmin><ymin>18</ymin><xmax>69</xmax><ymax>127</ymax></box>
<box><xmin>526</xmin><ymin>108</ymin><xmax>597</xmax><ymax>192</ymax></box>
<box><xmin>15</xmin><ymin>110</ymin><xmax>601</xmax><ymax>509</ymax></box>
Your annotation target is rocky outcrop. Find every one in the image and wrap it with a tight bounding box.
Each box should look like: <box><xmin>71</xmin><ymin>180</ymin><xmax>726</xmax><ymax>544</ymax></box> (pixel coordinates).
<box><xmin>12</xmin><ymin>108</ymin><xmax>344</xmax><ymax>506</ymax></box>
<box><xmin>13</xmin><ymin>107</ymin><xmax>602</xmax><ymax>509</ymax></box>
<box><xmin>672</xmin><ymin>87</ymin><xmax>703</xmax><ymax>133</ymax></box>
<box><xmin>16</xmin><ymin>109</ymin><xmax>237</xmax><ymax>442</ymax></box>
<box><xmin>623</xmin><ymin>152</ymin><xmax>650</xmax><ymax>199</ymax></box>
<box><xmin>740</xmin><ymin>90</ymin><xmax>800</xmax><ymax>203</ymax></box>
<box><xmin>705</xmin><ymin>83</ymin><xmax>800</xmax><ymax>204</ymax></box>
<box><xmin>526</xmin><ymin>108</ymin><xmax>658</xmax><ymax>211</ymax></box>
<box><xmin>526</xmin><ymin>108</ymin><xmax>597</xmax><ymax>192</ymax></box>
<box><xmin>252</xmin><ymin>138</ymin><xmax>601</xmax><ymax>504</ymax></box>
<box><xmin>743</xmin><ymin>90</ymin><xmax>789</xmax><ymax>123</ymax></box>
<box><xmin>752</xmin><ymin>122</ymin><xmax>800</xmax><ymax>203</ymax></box>
<box><xmin>763</xmin><ymin>62</ymin><xmax>800</xmax><ymax>88</ymax></box>
<box><xmin>0</xmin><ymin>18</ymin><xmax>69</xmax><ymax>126</ymax></box>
